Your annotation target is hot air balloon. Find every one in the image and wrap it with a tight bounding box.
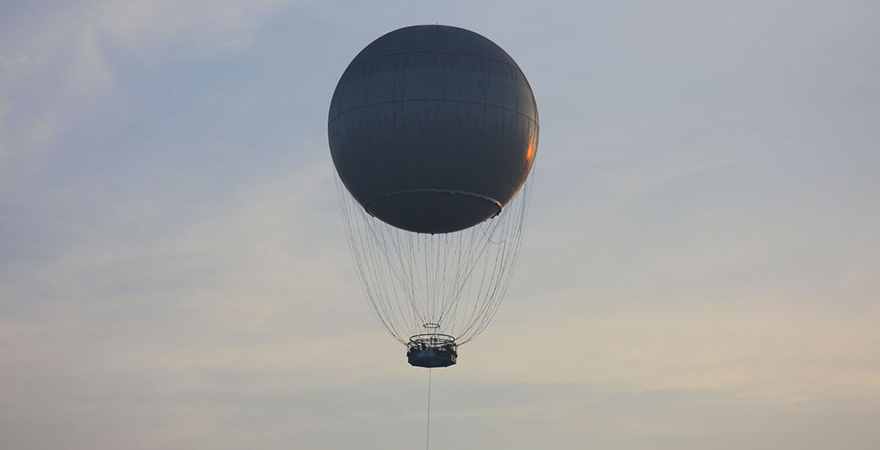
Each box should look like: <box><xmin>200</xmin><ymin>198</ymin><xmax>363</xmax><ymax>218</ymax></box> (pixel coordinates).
<box><xmin>329</xmin><ymin>25</ymin><xmax>538</xmax><ymax>368</ymax></box>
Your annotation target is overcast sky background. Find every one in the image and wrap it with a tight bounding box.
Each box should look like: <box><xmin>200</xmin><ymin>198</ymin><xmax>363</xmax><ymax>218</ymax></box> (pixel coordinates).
<box><xmin>2</xmin><ymin>1</ymin><xmax>879</xmax><ymax>449</ymax></box>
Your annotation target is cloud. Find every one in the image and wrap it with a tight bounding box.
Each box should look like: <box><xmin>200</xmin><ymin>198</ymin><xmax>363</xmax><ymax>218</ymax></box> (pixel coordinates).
<box><xmin>0</xmin><ymin>155</ymin><xmax>405</xmax><ymax>447</ymax></box>
<box><xmin>461</xmin><ymin>300</ymin><xmax>880</xmax><ymax>410</ymax></box>
<box><xmin>93</xmin><ymin>0</ymin><xmax>294</xmax><ymax>63</ymax></box>
<box><xmin>1</xmin><ymin>1</ymin><xmax>878</xmax><ymax>448</ymax></box>
<box><xmin>0</xmin><ymin>0</ymin><xmax>296</xmax><ymax>187</ymax></box>
<box><xmin>0</xmin><ymin>5</ymin><xmax>113</xmax><ymax>149</ymax></box>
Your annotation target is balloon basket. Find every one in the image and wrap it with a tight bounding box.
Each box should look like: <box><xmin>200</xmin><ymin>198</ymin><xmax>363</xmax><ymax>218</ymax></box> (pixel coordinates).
<box><xmin>407</xmin><ymin>334</ymin><xmax>458</xmax><ymax>368</ymax></box>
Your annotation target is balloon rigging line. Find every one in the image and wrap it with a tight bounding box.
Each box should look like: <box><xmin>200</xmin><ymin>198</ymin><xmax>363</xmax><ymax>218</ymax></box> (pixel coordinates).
<box><xmin>336</xmin><ymin>170</ymin><xmax>532</xmax><ymax>344</ymax></box>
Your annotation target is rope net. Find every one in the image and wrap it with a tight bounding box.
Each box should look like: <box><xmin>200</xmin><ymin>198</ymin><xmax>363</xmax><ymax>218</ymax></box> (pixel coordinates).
<box><xmin>336</xmin><ymin>175</ymin><xmax>533</xmax><ymax>346</ymax></box>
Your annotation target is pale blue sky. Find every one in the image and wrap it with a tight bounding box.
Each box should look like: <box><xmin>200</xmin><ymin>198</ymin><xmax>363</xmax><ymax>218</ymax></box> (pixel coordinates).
<box><xmin>1</xmin><ymin>1</ymin><xmax>879</xmax><ymax>449</ymax></box>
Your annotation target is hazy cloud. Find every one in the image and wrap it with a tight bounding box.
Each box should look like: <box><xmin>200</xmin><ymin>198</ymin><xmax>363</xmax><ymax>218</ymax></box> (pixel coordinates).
<box><xmin>2</xmin><ymin>1</ymin><xmax>879</xmax><ymax>449</ymax></box>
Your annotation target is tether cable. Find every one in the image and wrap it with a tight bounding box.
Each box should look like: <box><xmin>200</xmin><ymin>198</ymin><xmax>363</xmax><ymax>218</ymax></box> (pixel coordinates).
<box><xmin>426</xmin><ymin>368</ymin><xmax>432</xmax><ymax>450</ymax></box>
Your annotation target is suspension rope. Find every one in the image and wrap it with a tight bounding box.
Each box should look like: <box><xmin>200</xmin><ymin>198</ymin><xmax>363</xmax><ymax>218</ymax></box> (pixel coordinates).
<box><xmin>336</xmin><ymin>171</ymin><xmax>534</xmax><ymax>344</ymax></box>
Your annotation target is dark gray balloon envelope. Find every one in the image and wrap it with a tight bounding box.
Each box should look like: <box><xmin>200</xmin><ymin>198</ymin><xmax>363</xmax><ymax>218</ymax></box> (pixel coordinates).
<box><xmin>328</xmin><ymin>25</ymin><xmax>539</xmax><ymax>234</ymax></box>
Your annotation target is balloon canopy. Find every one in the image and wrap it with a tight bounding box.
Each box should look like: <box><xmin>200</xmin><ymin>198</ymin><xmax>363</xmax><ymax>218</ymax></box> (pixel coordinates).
<box><xmin>328</xmin><ymin>25</ymin><xmax>538</xmax><ymax>234</ymax></box>
<box><xmin>329</xmin><ymin>25</ymin><xmax>538</xmax><ymax>350</ymax></box>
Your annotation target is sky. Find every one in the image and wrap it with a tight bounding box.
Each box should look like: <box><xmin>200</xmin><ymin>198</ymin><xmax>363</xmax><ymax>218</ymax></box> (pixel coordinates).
<box><xmin>1</xmin><ymin>0</ymin><xmax>879</xmax><ymax>449</ymax></box>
